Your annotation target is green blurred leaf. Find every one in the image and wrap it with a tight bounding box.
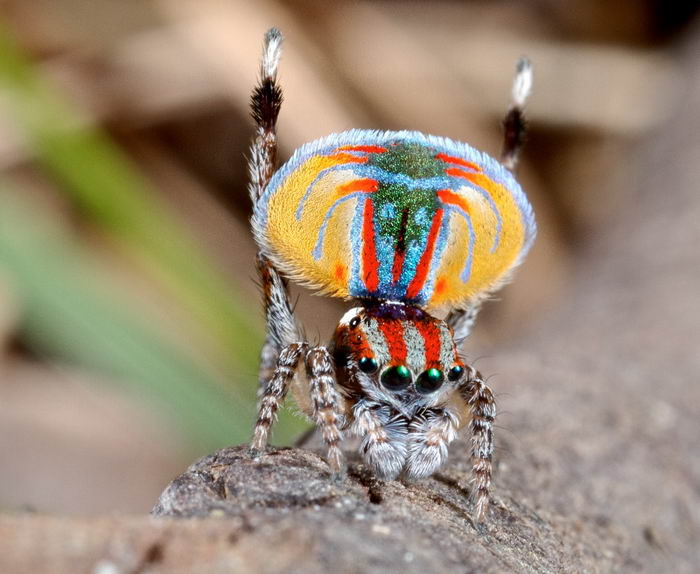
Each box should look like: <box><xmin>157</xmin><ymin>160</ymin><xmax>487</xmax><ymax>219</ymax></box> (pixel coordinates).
<box><xmin>0</xmin><ymin>192</ymin><xmax>251</xmax><ymax>450</ymax></box>
<box><xmin>0</xmin><ymin>19</ymin><xmax>259</xmax><ymax>371</ymax></box>
<box><xmin>0</xmin><ymin>21</ymin><xmax>308</xmax><ymax>443</ymax></box>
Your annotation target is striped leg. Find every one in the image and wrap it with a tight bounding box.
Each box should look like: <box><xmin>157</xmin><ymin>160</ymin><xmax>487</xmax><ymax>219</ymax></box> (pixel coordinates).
<box><xmin>404</xmin><ymin>409</ymin><xmax>459</xmax><ymax>480</ymax></box>
<box><xmin>247</xmin><ymin>29</ymin><xmax>300</xmax><ymax>385</ymax></box>
<box><xmin>459</xmin><ymin>365</ymin><xmax>496</xmax><ymax>522</ymax></box>
<box><xmin>250</xmin><ymin>343</ymin><xmax>307</xmax><ymax>454</ymax></box>
<box><xmin>256</xmin><ymin>253</ymin><xmax>299</xmax><ymax>386</ymax></box>
<box><xmin>353</xmin><ymin>401</ymin><xmax>408</xmax><ymax>481</ymax></box>
<box><xmin>306</xmin><ymin>347</ymin><xmax>346</xmax><ymax>477</ymax></box>
<box><xmin>501</xmin><ymin>57</ymin><xmax>533</xmax><ymax>171</ymax></box>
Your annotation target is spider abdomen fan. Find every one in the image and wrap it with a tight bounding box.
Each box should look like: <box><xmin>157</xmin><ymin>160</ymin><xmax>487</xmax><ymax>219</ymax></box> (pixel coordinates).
<box><xmin>253</xmin><ymin>130</ymin><xmax>536</xmax><ymax>310</ymax></box>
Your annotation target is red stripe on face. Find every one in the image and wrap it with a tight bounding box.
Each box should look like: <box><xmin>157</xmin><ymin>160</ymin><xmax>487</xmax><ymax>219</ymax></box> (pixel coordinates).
<box><xmin>338</xmin><ymin>145</ymin><xmax>388</xmax><ymax>154</ymax></box>
<box><xmin>362</xmin><ymin>199</ymin><xmax>380</xmax><ymax>292</ymax></box>
<box><xmin>406</xmin><ymin>208</ymin><xmax>444</xmax><ymax>300</ymax></box>
<box><xmin>377</xmin><ymin>319</ymin><xmax>407</xmax><ymax>364</ymax></box>
<box><xmin>415</xmin><ymin>319</ymin><xmax>442</xmax><ymax>368</ymax></box>
<box><xmin>436</xmin><ymin>153</ymin><xmax>482</xmax><ymax>172</ymax></box>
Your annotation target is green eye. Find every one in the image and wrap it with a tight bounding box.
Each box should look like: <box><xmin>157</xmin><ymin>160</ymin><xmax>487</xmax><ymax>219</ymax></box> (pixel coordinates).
<box><xmin>358</xmin><ymin>357</ymin><xmax>378</xmax><ymax>373</ymax></box>
<box><xmin>416</xmin><ymin>368</ymin><xmax>444</xmax><ymax>394</ymax></box>
<box><xmin>381</xmin><ymin>365</ymin><xmax>412</xmax><ymax>391</ymax></box>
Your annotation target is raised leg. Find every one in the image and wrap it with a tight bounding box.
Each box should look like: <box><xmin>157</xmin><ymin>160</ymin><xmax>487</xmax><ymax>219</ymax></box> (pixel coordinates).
<box><xmin>247</xmin><ymin>29</ymin><xmax>300</xmax><ymax>385</ymax></box>
<box><xmin>501</xmin><ymin>57</ymin><xmax>533</xmax><ymax>171</ymax></box>
<box><xmin>459</xmin><ymin>365</ymin><xmax>496</xmax><ymax>522</ymax></box>
<box><xmin>352</xmin><ymin>401</ymin><xmax>408</xmax><ymax>480</ymax></box>
<box><xmin>250</xmin><ymin>342</ymin><xmax>307</xmax><ymax>453</ymax></box>
<box><xmin>256</xmin><ymin>253</ymin><xmax>300</xmax><ymax>386</ymax></box>
<box><xmin>248</xmin><ymin>27</ymin><xmax>283</xmax><ymax>204</ymax></box>
<box><xmin>305</xmin><ymin>347</ymin><xmax>346</xmax><ymax>477</ymax></box>
<box><xmin>404</xmin><ymin>409</ymin><xmax>459</xmax><ymax>480</ymax></box>
<box><xmin>445</xmin><ymin>301</ymin><xmax>483</xmax><ymax>347</ymax></box>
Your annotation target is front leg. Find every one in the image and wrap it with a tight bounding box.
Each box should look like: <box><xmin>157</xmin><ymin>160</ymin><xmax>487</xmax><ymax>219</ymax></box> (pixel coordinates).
<box><xmin>459</xmin><ymin>365</ymin><xmax>496</xmax><ymax>522</ymax></box>
<box><xmin>404</xmin><ymin>408</ymin><xmax>460</xmax><ymax>480</ymax></box>
<box><xmin>247</xmin><ymin>30</ymin><xmax>300</xmax><ymax>386</ymax></box>
<box><xmin>250</xmin><ymin>342</ymin><xmax>307</xmax><ymax>453</ymax></box>
<box><xmin>352</xmin><ymin>401</ymin><xmax>408</xmax><ymax>481</ymax></box>
<box><xmin>305</xmin><ymin>347</ymin><xmax>346</xmax><ymax>477</ymax></box>
<box><xmin>256</xmin><ymin>254</ymin><xmax>300</xmax><ymax>387</ymax></box>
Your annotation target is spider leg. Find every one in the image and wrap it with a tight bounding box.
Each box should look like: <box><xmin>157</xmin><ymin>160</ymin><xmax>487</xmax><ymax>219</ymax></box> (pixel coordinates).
<box><xmin>445</xmin><ymin>301</ymin><xmax>483</xmax><ymax>347</ymax></box>
<box><xmin>247</xmin><ymin>29</ymin><xmax>300</xmax><ymax>385</ymax></box>
<box><xmin>305</xmin><ymin>347</ymin><xmax>346</xmax><ymax>477</ymax></box>
<box><xmin>404</xmin><ymin>408</ymin><xmax>460</xmax><ymax>480</ymax></box>
<box><xmin>250</xmin><ymin>342</ymin><xmax>307</xmax><ymax>454</ymax></box>
<box><xmin>501</xmin><ymin>57</ymin><xmax>533</xmax><ymax>171</ymax></box>
<box><xmin>459</xmin><ymin>365</ymin><xmax>496</xmax><ymax>522</ymax></box>
<box><xmin>248</xmin><ymin>27</ymin><xmax>283</xmax><ymax>204</ymax></box>
<box><xmin>352</xmin><ymin>401</ymin><xmax>408</xmax><ymax>481</ymax></box>
<box><xmin>256</xmin><ymin>254</ymin><xmax>300</xmax><ymax>386</ymax></box>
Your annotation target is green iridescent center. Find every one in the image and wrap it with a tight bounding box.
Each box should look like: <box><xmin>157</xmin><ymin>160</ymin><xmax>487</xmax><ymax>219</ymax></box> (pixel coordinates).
<box><xmin>369</xmin><ymin>143</ymin><xmax>445</xmax><ymax>179</ymax></box>
<box><xmin>368</xmin><ymin>143</ymin><xmax>446</xmax><ymax>250</ymax></box>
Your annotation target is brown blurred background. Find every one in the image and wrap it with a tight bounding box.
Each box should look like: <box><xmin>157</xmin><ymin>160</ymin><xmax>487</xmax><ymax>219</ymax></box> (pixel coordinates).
<box><xmin>0</xmin><ymin>0</ymin><xmax>697</xmax><ymax>515</ymax></box>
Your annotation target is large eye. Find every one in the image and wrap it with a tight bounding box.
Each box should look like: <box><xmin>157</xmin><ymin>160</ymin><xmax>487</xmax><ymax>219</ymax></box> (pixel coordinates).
<box><xmin>381</xmin><ymin>365</ymin><xmax>412</xmax><ymax>391</ymax></box>
<box><xmin>358</xmin><ymin>357</ymin><xmax>378</xmax><ymax>374</ymax></box>
<box><xmin>416</xmin><ymin>368</ymin><xmax>445</xmax><ymax>394</ymax></box>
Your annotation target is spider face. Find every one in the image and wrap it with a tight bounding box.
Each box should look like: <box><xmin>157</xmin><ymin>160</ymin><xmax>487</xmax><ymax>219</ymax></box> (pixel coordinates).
<box><xmin>333</xmin><ymin>304</ymin><xmax>465</xmax><ymax>416</ymax></box>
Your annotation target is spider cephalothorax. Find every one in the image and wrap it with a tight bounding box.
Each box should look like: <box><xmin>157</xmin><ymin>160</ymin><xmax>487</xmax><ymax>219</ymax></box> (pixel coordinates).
<box><xmin>247</xmin><ymin>28</ymin><xmax>535</xmax><ymax>521</ymax></box>
<box><xmin>331</xmin><ymin>303</ymin><xmax>470</xmax><ymax>481</ymax></box>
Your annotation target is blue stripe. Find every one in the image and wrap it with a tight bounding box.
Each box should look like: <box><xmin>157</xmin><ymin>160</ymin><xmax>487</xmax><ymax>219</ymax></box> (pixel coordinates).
<box><xmin>312</xmin><ymin>192</ymin><xmax>367</xmax><ymax>260</ymax></box>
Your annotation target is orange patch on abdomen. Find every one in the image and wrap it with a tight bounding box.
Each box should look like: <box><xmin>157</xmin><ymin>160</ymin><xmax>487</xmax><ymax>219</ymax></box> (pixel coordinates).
<box><xmin>333</xmin><ymin>263</ymin><xmax>347</xmax><ymax>283</ymax></box>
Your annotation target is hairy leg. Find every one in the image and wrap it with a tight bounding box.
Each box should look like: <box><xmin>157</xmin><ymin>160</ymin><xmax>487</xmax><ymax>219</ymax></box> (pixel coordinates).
<box><xmin>247</xmin><ymin>29</ymin><xmax>300</xmax><ymax>384</ymax></box>
<box><xmin>305</xmin><ymin>347</ymin><xmax>346</xmax><ymax>477</ymax></box>
<box><xmin>445</xmin><ymin>301</ymin><xmax>483</xmax><ymax>347</ymax></box>
<box><xmin>404</xmin><ymin>408</ymin><xmax>460</xmax><ymax>480</ymax></box>
<box><xmin>250</xmin><ymin>342</ymin><xmax>307</xmax><ymax>453</ymax></box>
<box><xmin>256</xmin><ymin>254</ymin><xmax>300</xmax><ymax>386</ymax></box>
<box><xmin>248</xmin><ymin>28</ymin><xmax>283</xmax><ymax>205</ymax></box>
<box><xmin>447</xmin><ymin>63</ymin><xmax>534</xmax><ymax>346</ymax></box>
<box><xmin>459</xmin><ymin>365</ymin><xmax>496</xmax><ymax>522</ymax></box>
<box><xmin>352</xmin><ymin>401</ymin><xmax>408</xmax><ymax>481</ymax></box>
<box><xmin>501</xmin><ymin>57</ymin><xmax>533</xmax><ymax>171</ymax></box>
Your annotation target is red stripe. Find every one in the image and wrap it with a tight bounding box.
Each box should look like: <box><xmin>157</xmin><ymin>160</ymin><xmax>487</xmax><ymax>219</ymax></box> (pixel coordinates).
<box><xmin>336</xmin><ymin>178</ymin><xmax>378</xmax><ymax>197</ymax></box>
<box><xmin>436</xmin><ymin>153</ymin><xmax>482</xmax><ymax>172</ymax></box>
<box><xmin>377</xmin><ymin>319</ymin><xmax>407</xmax><ymax>364</ymax></box>
<box><xmin>436</xmin><ymin>188</ymin><xmax>470</xmax><ymax>214</ymax></box>
<box><xmin>327</xmin><ymin>152</ymin><xmax>369</xmax><ymax>164</ymax></box>
<box><xmin>362</xmin><ymin>200</ymin><xmax>379</xmax><ymax>292</ymax></box>
<box><xmin>406</xmin><ymin>208</ymin><xmax>444</xmax><ymax>300</ymax></box>
<box><xmin>415</xmin><ymin>319</ymin><xmax>442</xmax><ymax>368</ymax></box>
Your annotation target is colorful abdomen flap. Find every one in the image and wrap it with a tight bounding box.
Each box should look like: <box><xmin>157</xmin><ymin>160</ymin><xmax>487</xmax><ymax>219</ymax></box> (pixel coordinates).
<box><xmin>252</xmin><ymin>130</ymin><xmax>536</xmax><ymax>310</ymax></box>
